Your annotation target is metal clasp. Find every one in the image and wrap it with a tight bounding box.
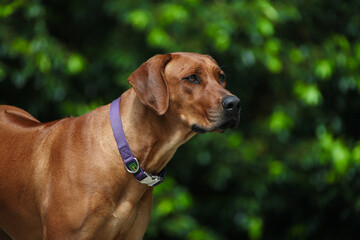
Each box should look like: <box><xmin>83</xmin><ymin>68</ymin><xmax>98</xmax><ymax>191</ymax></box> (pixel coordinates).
<box><xmin>140</xmin><ymin>172</ymin><xmax>164</xmax><ymax>186</ymax></box>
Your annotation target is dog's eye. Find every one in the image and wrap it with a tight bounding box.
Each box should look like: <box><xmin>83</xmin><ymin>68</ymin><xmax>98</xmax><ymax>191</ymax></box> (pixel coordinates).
<box><xmin>184</xmin><ymin>74</ymin><xmax>200</xmax><ymax>84</ymax></box>
<box><xmin>219</xmin><ymin>73</ymin><xmax>226</xmax><ymax>83</ymax></box>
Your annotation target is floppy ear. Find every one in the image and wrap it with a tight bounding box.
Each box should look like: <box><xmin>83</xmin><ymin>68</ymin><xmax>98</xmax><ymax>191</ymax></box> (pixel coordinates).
<box><xmin>128</xmin><ymin>54</ymin><xmax>172</xmax><ymax>115</ymax></box>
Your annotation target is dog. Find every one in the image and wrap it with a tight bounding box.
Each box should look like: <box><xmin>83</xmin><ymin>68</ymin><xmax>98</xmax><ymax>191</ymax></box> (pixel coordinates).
<box><xmin>0</xmin><ymin>52</ymin><xmax>240</xmax><ymax>239</ymax></box>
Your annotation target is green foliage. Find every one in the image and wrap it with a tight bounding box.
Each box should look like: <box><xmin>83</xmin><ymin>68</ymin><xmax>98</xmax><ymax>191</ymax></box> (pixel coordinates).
<box><xmin>1</xmin><ymin>0</ymin><xmax>360</xmax><ymax>239</ymax></box>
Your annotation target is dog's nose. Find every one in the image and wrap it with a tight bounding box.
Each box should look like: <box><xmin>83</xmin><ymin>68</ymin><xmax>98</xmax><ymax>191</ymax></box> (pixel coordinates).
<box><xmin>222</xmin><ymin>96</ymin><xmax>241</xmax><ymax>113</ymax></box>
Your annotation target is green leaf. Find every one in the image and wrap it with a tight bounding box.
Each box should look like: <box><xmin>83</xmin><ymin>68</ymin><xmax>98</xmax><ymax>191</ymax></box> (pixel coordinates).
<box><xmin>352</xmin><ymin>143</ymin><xmax>360</xmax><ymax>163</ymax></box>
<box><xmin>289</xmin><ymin>48</ymin><xmax>304</xmax><ymax>63</ymax></box>
<box><xmin>355</xmin><ymin>43</ymin><xmax>360</xmax><ymax>60</ymax></box>
<box><xmin>214</xmin><ymin>34</ymin><xmax>230</xmax><ymax>51</ymax></box>
<box><xmin>294</xmin><ymin>81</ymin><xmax>323</xmax><ymax>106</ymax></box>
<box><xmin>127</xmin><ymin>9</ymin><xmax>149</xmax><ymax>30</ymax></box>
<box><xmin>269</xmin><ymin>160</ymin><xmax>284</xmax><ymax>177</ymax></box>
<box><xmin>147</xmin><ymin>28</ymin><xmax>171</xmax><ymax>48</ymax></box>
<box><xmin>249</xmin><ymin>216</ymin><xmax>263</xmax><ymax>240</ymax></box>
<box><xmin>160</xmin><ymin>4</ymin><xmax>188</xmax><ymax>25</ymax></box>
<box><xmin>331</xmin><ymin>140</ymin><xmax>350</xmax><ymax>174</ymax></box>
<box><xmin>257</xmin><ymin>18</ymin><xmax>274</xmax><ymax>36</ymax></box>
<box><xmin>157</xmin><ymin>199</ymin><xmax>174</xmax><ymax>216</ymax></box>
<box><xmin>265</xmin><ymin>55</ymin><xmax>282</xmax><ymax>73</ymax></box>
<box><xmin>36</xmin><ymin>53</ymin><xmax>51</xmax><ymax>73</ymax></box>
<box><xmin>269</xmin><ymin>110</ymin><xmax>293</xmax><ymax>133</ymax></box>
<box><xmin>315</xmin><ymin>60</ymin><xmax>332</xmax><ymax>80</ymax></box>
<box><xmin>11</xmin><ymin>37</ymin><xmax>30</xmax><ymax>55</ymax></box>
<box><xmin>67</xmin><ymin>54</ymin><xmax>85</xmax><ymax>74</ymax></box>
<box><xmin>259</xmin><ymin>1</ymin><xmax>279</xmax><ymax>21</ymax></box>
<box><xmin>265</xmin><ymin>39</ymin><xmax>281</xmax><ymax>55</ymax></box>
<box><xmin>0</xmin><ymin>0</ymin><xmax>24</xmax><ymax>18</ymax></box>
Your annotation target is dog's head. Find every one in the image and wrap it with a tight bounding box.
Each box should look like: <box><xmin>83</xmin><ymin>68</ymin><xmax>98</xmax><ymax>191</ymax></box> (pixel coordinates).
<box><xmin>128</xmin><ymin>52</ymin><xmax>240</xmax><ymax>133</ymax></box>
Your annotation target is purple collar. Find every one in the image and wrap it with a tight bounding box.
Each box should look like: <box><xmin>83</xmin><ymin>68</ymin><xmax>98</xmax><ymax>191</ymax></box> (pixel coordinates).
<box><xmin>109</xmin><ymin>97</ymin><xmax>166</xmax><ymax>187</ymax></box>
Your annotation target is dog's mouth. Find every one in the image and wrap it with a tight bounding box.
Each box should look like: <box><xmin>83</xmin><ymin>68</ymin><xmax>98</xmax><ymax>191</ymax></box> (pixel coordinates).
<box><xmin>219</xmin><ymin>119</ymin><xmax>238</xmax><ymax>129</ymax></box>
<box><xmin>191</xmin><ymin>117</ymin><xmax>239</xmax><ymax>134</ymax></box>
<box><xmin>191</xmin><ymin>124</ymin><xmax>208</xmax><ymax>133</ymax></box>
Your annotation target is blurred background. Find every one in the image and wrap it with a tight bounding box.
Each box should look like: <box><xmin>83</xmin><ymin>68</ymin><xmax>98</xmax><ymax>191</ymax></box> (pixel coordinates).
<box><xmin>1</xmin><ymin>0</ymin><xmax>360</xmax><ymax>239</ymax></box>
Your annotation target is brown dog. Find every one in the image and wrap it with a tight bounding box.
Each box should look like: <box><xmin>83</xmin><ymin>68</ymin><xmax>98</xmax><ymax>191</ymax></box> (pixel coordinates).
<box><xmin>0</xmin><ymin>52</ymin><xmax>240</xmax><ymax>240</ymax></box>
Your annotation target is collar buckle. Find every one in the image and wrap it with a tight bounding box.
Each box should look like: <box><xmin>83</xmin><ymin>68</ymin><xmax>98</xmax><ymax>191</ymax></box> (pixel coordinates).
<box><xmin>140</xmin><ymin>172</ymin><xmax>164</xmax><ymax>187</ymax></box>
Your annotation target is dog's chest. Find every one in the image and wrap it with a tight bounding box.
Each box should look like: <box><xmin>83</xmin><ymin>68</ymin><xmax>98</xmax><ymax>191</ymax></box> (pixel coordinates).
<box><xmin>91</xmin><ymin>201</ymin><xmax>142</xmax><ymax>239</ymax></box>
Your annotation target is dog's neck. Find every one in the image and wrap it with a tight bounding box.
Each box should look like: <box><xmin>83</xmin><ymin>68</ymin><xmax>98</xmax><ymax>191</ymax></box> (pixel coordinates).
<box><xmin>118</xmin><ymin>89</ymin><xmax>196</xmax><ymax>175</ymax></box>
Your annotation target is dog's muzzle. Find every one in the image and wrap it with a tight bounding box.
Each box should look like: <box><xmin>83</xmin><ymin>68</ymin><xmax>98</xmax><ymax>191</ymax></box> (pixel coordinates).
<box><xmin>219</xmin><ymin>95</ymin><xmax>241</xmax><ymax>129</ymax></box>
<box><xmin>191</xmin><ymin>95</ymin><xmax>241</xmax><ymax>133</ymax></box>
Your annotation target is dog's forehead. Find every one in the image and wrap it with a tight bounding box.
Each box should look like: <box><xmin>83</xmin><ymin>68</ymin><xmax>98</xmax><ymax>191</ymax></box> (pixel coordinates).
<box><xmin>167</xmin><ymin>52</ymin><xmax>220</xmax><ymax>73</ymax></box>
<box><xmin>173</xmin><ymin>52</ymin><xmax>217</xmax><ymax>64</ymax></box>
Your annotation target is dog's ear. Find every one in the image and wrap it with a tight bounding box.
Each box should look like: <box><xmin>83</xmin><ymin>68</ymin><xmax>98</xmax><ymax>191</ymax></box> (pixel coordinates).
<box><xmin>128</xmin><ymin>54</ymin><xmax>172</xmax><ymax>115</ymax></box>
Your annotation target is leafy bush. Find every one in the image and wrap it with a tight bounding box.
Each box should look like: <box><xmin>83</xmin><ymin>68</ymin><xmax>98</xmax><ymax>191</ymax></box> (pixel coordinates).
<box><xmin>1</xmin><ymin>0</ymin><xmax>360</xmax><ymax>239</ymax></box>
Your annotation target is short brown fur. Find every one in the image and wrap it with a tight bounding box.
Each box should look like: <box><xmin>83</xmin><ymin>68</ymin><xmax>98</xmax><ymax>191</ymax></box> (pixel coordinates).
<box><xmin>0</xmin><ymin>52</ymin><xmax>238</xmax><ymax>240</ymax></box>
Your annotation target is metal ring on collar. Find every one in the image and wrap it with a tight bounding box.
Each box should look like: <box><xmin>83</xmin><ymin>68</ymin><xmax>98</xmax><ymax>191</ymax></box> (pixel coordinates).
<box><xmin>125</xmin><ymin>158</ymin><xmax>140</xmax><ymax>174</ymax></box>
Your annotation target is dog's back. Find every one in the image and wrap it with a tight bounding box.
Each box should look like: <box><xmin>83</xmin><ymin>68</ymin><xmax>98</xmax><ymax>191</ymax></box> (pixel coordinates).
<box><xmin>0</xmin><ymin>105</ymin><xmax>41</xmax><ymax>125</ymax></box>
